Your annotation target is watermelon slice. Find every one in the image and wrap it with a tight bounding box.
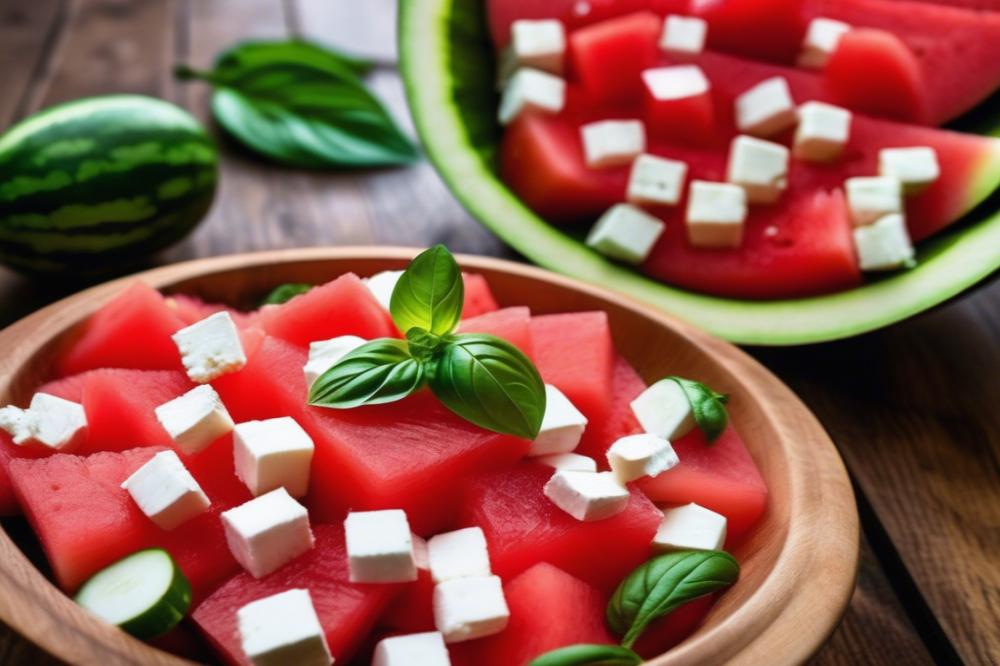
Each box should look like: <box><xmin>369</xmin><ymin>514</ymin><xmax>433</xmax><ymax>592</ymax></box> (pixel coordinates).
<box><xmin>461</xmin><ymin>273</ymin><xmax>501</xmax><ymax>318</ymax></box>
<box><xmin>457</xmin><ymin>306</ymin><xmax>534</xmax><ymax>358</ymax></box>
<box><xmin>576</xmin><ymin>356</ymin><xmax>647</xmax><ymax>461</ymax></box>
<box><xmin>165</xmin><ymin>294</ymin><xmax>258</xmax><ymax>329</ymax></box>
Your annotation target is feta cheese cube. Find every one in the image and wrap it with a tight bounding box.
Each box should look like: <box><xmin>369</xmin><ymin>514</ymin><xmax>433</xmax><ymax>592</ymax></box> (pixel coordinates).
<box><xmin>373</xmin><ymin>632</ymin><xmax>451</xmax><ymax>666</ymax></box>
<box><xmin>527</xmin><ymin>384</ymin><xmax>589</xmax><ymax>456</ymax></box>
<box><xmin>845</xmin><ymin>176</ymin><xmax>903</xmax><ymax>226</ymax></box>
<box><xmin>154</xmin><ymin>384</ymin><xmax>234</xmax><ymax>455</ymax></box>
<box><xmin>853</xmin><ymin>213</ymin><xmax>915</xmax><ymax>271</ymax></box>
<box><xmin>725</xmin><ymin>135</ymin><xmax>790</xmax><ymax>204</ymax></box>
<box><xmin>659</xmin><ymin>15</ymin><xmax>708</xmax><ymax>57</ymax></box>
<box><xmin>222</xmin><ymin>487</ymin><xmax>315</xmax><ymax>578</ymax></box>
<box><xmin>433</xmin><ymin>576</ymin><xmax>510</xmax><ymax>643</ymax></box>
<box><xmin>630</xmin><ymin>378</ymin><xmax>695</xmax><ymax>440</ymax></box>
<box><xmin>797</xmin><ymin>18</ymin><xmax>851</xmax><ymax>69</ymax></box>
<box><xmin>172</xmin><ymin>311</ymin><xmax>247</xmax><ymax>383</ymax></box>
<box><xmin>428</xmin><ymin>527</ymin><xmax>492</xmax><ymax>583</ymax></box>
<box><xmin>510</xmin><ymin>19</ymin><xmax>566</xmax><ymax>74</ymax></box>
<box><xmin>498</xmin><ymin>68</ymin><xmax>566</xmax><ymax>125</ymax></box>
<box><xmin>344</xmin><ymin>509</ymin><xmax>418</xmax><ymax>583</ymax></box>
<box><xmin>652</xmin><ymin>503</ymin><xmax>728</xmax><ymax>552</ymax></box>
<box><xmin>121</xmin><ymin>450</ymin><xmax>210</xmax><ymax>531</ymax></box>
<box><xmin>685</xmin><ymin>181</ymin><xmax>747</xmax><ymax>248</ymax></box>
<box><xmin>734</xmin><ymin>77</ymin><xmax>797</xmax><ymax>138</ymax></box>
<box><xmin>793</xmin><ymin>101</ymin><xmax>851</xmax><ymax>162</ymax></box>
<box><xmin>543</xmin><ymin>470</ymin><xmax>630</xmax><ymax>521</ymax></box>
<box><xmin>879</xmin><ymin>146</ymin><xmax>940</xmax><ymax>194</ymax></box>
<box><xmin>237</xmin><ymin>589</ymin><xmax>332</xmax><ymax>666</ymax></box>
<box><xmin>303</xmin><ymin>335</ymin><xmax>368</xmax><ymax>387</ymax></box>
<box><xmin>581</xmin><ymin>120</ymin><xmax>646</xmax><ymax>168</ymax></box>
<box><xmin>607</xmin><ymin>433</ymin><xmax>679</xmax><ymax>483</ymax></box>
<box><xmin>234</xmin><ymin>417</ymin><xmax>315</xmax><ymax>498</ymax></box>
<box><xmin>365</xmin><ymin>270</ymin><xmax>404</xmax><ymax>310</ymax></box>
<box><xmin>627</xmin><ymin>154</ymin><xmax>688</xmax><ymax>206</ymax></box>
<box><xmin>536</xmin><ymin>452</ymin><xmax>598</xmax><ymax>473</ymax></box>
<box><xmin>585</xmin><ymin>204</ymin><xmax>666</xmax><ymax>264</ymax></box>
<box><xmin>641</xmin><ymin>65</ymin><xmax>710</xmax><ymax>101</ymax></box>
<box><xmin>0</xmin><ymin>393</ymin><xmax>87</xmax><ymax>451</ymax></box>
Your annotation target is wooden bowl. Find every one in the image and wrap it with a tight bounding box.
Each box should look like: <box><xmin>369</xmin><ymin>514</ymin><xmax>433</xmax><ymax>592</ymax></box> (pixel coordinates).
<box><xmin>0</xmin><ymin>248</ymin><xmax>858</xmax><ymax>665</ymax></box>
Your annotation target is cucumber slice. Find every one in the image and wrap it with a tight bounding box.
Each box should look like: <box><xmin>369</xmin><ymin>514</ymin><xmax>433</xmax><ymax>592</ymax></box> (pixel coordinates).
<box><xmin>74</xmin><ymin>548</ymin><xmax>192</xmax><ymax>639</ymax></box>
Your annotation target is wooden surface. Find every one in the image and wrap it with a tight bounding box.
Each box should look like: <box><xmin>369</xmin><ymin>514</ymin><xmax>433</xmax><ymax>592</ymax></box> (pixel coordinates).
<box><xmin>0</xmin><ymin>0</ymin><xmax>995</xmax><ymax>664</ymax></box>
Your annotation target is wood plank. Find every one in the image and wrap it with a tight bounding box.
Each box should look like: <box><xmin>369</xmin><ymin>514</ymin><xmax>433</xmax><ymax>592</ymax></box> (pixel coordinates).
<box><xmin>0</xmin><ymin>0</ymin><xmax>64</xmax><ymax>127</ymax></box>
<box><xmin>293</xmin><ymin>0</ymin><xmax>397</xmax><ymax>64</ymax></box>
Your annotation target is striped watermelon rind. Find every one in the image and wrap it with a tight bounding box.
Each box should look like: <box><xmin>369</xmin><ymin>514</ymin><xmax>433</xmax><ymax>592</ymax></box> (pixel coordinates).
<box><xmin>0</xmin><ymin>95</ymin><xmax>218</xmax><ymax>275</ymax></box>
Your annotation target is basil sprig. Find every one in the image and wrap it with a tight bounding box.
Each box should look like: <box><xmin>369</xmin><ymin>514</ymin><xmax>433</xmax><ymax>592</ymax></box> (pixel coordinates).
<box><xmin>261</xmin><ymin>283</ymin><xmax>312</xmax><ymax>306</ymax></box>
<box><xmin>668</xmin><ymin>376</ymin><xmax>729</xmax><ymax>443</ymax></box>
<box><xmin>309</xmin><ymin>245</ymin><xmax>546</xmax><ymax>439</ymax></box>
<box><xmin>529</xmin><ymin>645</ymin><xmax>642</xmax><ymax>666</ymax></box>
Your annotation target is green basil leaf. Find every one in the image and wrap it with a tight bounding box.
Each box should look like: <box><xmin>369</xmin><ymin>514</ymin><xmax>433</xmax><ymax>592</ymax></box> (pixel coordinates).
<box><xmin>529</xmin><ymin>644</ymin><xmax>642</xmax><ymax>666</ymax></box>
<box><xmin>261</xmin><ymin>282</ymin><xmax>312</xmax><ymax>306</ymax></box>
<box><xmin>608</xmin><ymin>550</ymin><xmax>740</xmax><ymax>648</ymax></box>
<box><xmin>406</xmin><ymin>327</ymin><xmax>444</xmax><ymax>362</ymax></box>
<box><xmin>212</xmin><ymin>39</ymin><xmax>372</xmax><ymax>80</ymax></box>
<box><xmin>309</xmin><ymin>339</ymin><xmax>425</xmax><ymax>408</ymax></box>
<box><xmin>390</xmin><ymin>245</ymin><xmax>465</xmax><ymax>337</ymax></box>
<box><xmin>429</xmin><ymin>333</ymin><xmax>546</xmax><ymax>439</ymax></box>
<box><xmin>668</xmin><ymin>376</ymin><xmax>730</xmax><ymax>443</ymax></box>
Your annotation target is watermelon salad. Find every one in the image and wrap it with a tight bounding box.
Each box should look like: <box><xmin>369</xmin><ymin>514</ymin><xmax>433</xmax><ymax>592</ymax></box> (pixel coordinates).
<box><xmin>491</xmin><ymin>0</ymin><xmax>1000</xmax><ymax>299</ymax></box>
<box><xmin>0</xmin><ymin>247</ymin><xmax>766</xmax><ymax>665</ymax></box>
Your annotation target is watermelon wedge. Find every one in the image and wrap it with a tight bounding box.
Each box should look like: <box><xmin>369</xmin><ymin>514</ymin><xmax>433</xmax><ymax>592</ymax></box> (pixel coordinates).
<box><xmin>457</xmin><ymin>306</ymin><xmax>534</xmax><ymax>357</ymax></box>
<box><xmin>576</xmin><ymin>356</ymin><xmax>647</xmax><ymax>461</ymax></box>
<box><xmin>165</xmin><ymin>294</ymin><xmax>259</xmax><ymax>329</ymax></box>
<box><xmin>461</xmin><ymin>273</ymin><xmax>502</xmax><ymax>318</ymax></box>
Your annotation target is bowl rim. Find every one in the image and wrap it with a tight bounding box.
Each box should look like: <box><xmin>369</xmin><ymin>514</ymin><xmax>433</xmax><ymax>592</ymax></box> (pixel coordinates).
<box><xmin>0</xmin><ymin>247</ymin><xmax>859</xmax><ymax>665</ymax></box>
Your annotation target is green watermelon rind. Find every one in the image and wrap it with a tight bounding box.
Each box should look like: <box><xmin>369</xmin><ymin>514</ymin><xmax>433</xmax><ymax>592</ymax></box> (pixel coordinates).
<box><xmin>399</xmin><ymin>0</ymin><xmax>1000</xmax><ymax>346</ymax></box>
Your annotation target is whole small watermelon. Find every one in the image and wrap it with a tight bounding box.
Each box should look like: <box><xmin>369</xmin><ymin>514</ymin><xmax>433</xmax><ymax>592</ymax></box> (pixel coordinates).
<box><xmin>0</xmin><ymin>95</ymin><xmax>218</xmax><ymax>275</ymax></box>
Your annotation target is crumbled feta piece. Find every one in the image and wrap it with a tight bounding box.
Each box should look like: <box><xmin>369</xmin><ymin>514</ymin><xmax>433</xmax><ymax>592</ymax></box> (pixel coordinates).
<box><xmin>536</xmin><ymin>452</ymin><xmax>598</xmax><ymax>473</ymax></box>
<box><xmin>154</xmin><ymin>384</ymin><xmax>234</xmax><ymax>455</ymax></box>
<box><xmin>652</xmin><ymin>503</ymin><xmax>728</xmax><ymax>552</ymax></box>
<box><xmin>580</xmin><ymin>120</ymin><xmax>646</xmax><ymax>168</ymax></box>
<box><xmin>853</xmin><ymin>213</ymin><xmax>915</xmax><ymax>271</ymax></box>
<box><xmin>630</xmin><ymin>378</ymin><xmax>695</xmax><ymax>440</ymax></box>
<box><xmin>428</xmin><ymin>527</ymin><xmax>492</xmax><ymax>583</ymax></box>
<box><xmin>734</xmin><ymin>77</ymin><xmax>797</xmax><ymax>137</ymax></box>
<box><xmin>365</xmin><ymin>270</ymin><xmax>404</xmax><ymax>310</ymax></box>
<box><xmin>879</xmin><ymin>146</ymin><xmax>940</xmax><ymax>194</ymax></box>
<box><xmin>303</xmin><ymin>335</ymin><xmax>368</xmax><ymax>387</ymax></box>
<box><xmin>172</xmin><ymin>311</ymin><xmax>247</xmax><ymax>383</ymax></box>
<box><xmin>528</xmin><ymin>384</ymin><xmax>589</xmax><ymax>456</ymax></box>
<box><xmin>685</xmin><ymin>180</ymin><xmax>747</xmax><ymax>248</ymax></box>
<box><xmin>237</xmin><ymin>589</ymin><xmax>332</xmax><ymax>666</ymax></box>
<box><xmin>234</xmin><ymin>417</ymin><xmax>315</xmax><ymax>498</ymax></box>
<box><xmin>373</xmin><ymin>632</ymin><xmax>451</xmax><ymax>666</ymax></box>
<box><xmin>726</xmin><ymin>135</ymin><xmax>789</xmax><ymax>204</ymax></box>
<box><xmin>585</xmin><ymin>204</ymin><xmax>666</xmax><ymax>264</ymax></box>
<box><xmin>344</xmin><ymin>509</ymin><xmax>418</xmax><ymax>583</ymax></box>
<box><xmin>627</xmin><ymin>154</ymin><xmax>688</xmax><ymax>206</ymax></box>
<box><xmin>641</xmin><ymin>65</ymin><xmax>710</xmax><ymax>101</ymax></box>
<box><xmin>510</xmin><ymin>19</ymin><xmax>566</xmax><ymax>74</ymax></box>
<box><xmin>845</xmin><ymin>176</ymin><xmax>903</xmax><ymax>226</ymax></box>
<box><xmin>433</xmin><ymin>576</ymin><xmax>510</xmax><ymax>643</ymax></box>
<box><xmin>0</xmin><ymin>393</ymin><xmax>87</xmax><ymax>451</ymax></box>
<box><xmin>498</xmin><ymin>68</ymin><xmax>566</xmax><ymax>125</ymax></box>
<box><xmin>659</xmin><ymin>15</ymin><xmax>708</xmax><ymax>57</ymax></box>
<box><xmin>607</xmin><ymin>434</ymin><xmax>679</xmax><ymax>483</ymax></box>
<box><xmin>121</xmin><ymin>450</ymin><xmax>210</xmax><ymax>531</ymax></box>
<box><xmin>222</xmin><ymin>487</ymin><xmax>315</xmax><ymax>578</ymax></box>
<box><xmin>797</xmin><ymin>18</ymin><xmax>851</xmax><ymax>69</ymax></box>
<box><xmin>543</xmin><ymin>470</ymin><xmax>630</xmax><ymax>521</ymax></box>
<box><xmin>793</xmin><ymin>101</ymin><xmax>852</xmax><ymax>162</ymax></box>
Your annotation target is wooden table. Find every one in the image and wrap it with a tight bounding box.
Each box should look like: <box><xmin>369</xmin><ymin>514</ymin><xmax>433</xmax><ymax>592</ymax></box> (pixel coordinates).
<box><xmin>0</xmin><ymin>1</ymin><xmax>996</xmax><ymax>664</ymax></box>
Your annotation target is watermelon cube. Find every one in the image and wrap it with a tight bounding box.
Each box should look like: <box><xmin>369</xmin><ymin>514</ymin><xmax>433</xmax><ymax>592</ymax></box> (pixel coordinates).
<box><xmin>457</xmin><ymin>306</ymin><xmax>534</xmax><ymax>358</ymax></box>
<box><xmin>381</xmin><ymin>567</ymin><xmax>436</xmax><ymax>633</ymax></box>
<box><xmin>165</xmin><ymin>294</ymin><xmax>259</xmax><ymax>329</ymax></box>
<box><xmin>576</xmin><ymin>356</ymin><xmax>647</xmax><ymax>462</ymax></box>
<box><xmin>631</xmin><ymin>595</ymin><xmax>716</xmax><ymax>658</ymax></box>
<box><xmin>461</xmin><ymin>273</ymin><xmax>501</xmax><ymax>319</ymax></box>
<box><xmin>642</xmin><ymin>67</ymin><xmax>716</xmax><ymax>145</ymax></box>
<box><xmin>569</xmin><ymin>12</ymin><xmax>662</xmax><ymax>105</ymax></box>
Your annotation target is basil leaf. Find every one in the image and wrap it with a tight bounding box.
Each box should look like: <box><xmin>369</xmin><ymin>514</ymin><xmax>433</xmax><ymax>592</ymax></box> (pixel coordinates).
<box><xmin>309</xmin><ymin>339</ymin><xmax>425</xmax><ymax>408</ymax></box>
<box><xmin>429</xmin><ymin>333</ymin><xmax>546</xmax><ymax>439</ymax></box>
<box><xmin>212</xmin><ymin>39</ymin><xmax>372</xmax><ymax>79</ymax></box>
<box><xmin>608</xmin><ymin>550</ymin><xmax>740</xmax><ymax>648</ymax></box>
<box><xmin>406</xmin><ymin>327</ymin><xmax>444</xmax><ymax>362</ymax></box>
<box><xmin>668</xmin><ymin>376</ymin><xmax>729</xmax><ymax>443</ymax></box>
<box><xmin>261</xmin><ymin>283</ymin><xmax>312</xmax><ymax>306</ymax></box>
<box><xmin>390</xmin><ymin>245</ymin><xmax>465</xmax><ymax>337</ymax></box>
<box><xmin>529</xmin><ymin>645</ymin><xmax>642</xmax><ymax>666</ymax></box>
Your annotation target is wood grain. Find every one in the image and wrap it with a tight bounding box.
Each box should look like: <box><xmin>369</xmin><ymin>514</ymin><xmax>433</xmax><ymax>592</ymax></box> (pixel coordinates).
<box><xmin>0</xmin><ymin>0</ymin><xmax>64</xmax><ymax>126</ymax></box>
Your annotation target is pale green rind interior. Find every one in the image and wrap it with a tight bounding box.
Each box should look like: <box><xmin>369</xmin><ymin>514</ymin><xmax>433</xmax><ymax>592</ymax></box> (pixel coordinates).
<box><xmin>400</xmin><ymin>0</ymin><xmax>1000</xmax><ymax>345</ymax></box>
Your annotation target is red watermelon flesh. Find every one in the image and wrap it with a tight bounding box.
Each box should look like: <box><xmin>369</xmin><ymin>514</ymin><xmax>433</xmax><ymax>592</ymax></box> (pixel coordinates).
<box><xmin>457</xmin><ymin>306</ymin><xmax>534</xmax><ymax>358</ymax></box>
<box><xmin>576</xmin><ymin>356</ymin><xmax>647</xmax><ymax>462</ymax></box>
<box><xmin>632</xmin><ymin>595</ymin><xmax>716</xmax><ymax>657</ymax></box>
<box><xmin>381</xmin><ymin>567</ymin><xmax>435</xmax><ymax>633</ymax></box>
<box><xmin>568</xmin><ymin>11</ymin><xmax>662</xmax><ymax>105</ymax></box>
<box><xmin>885</xmin><ymin>0</ymin><xmax>1000</xmax><ymax>8</ymax></box>
<box><xmin>639</xmin><ymin>426</ymin><xmax>767</xmax><ymax>543</ymax></box>
<box><xmin>694</xmin><ymin>0</ymin><xmax>807</xmax><ymax>63</ymax></box>
<box><xmin>192</xmin><ymin>524</ymin><xmax>401</xmax><ymax>665</ymax></box>
<box><xmin>487</xmin><ymin>0</ymin><xmax>654</xmax><ymax>48</ymax></box>
<box><xmin>461</xmin><ymin>273</ymin><xmax>501</xmax><ymax>318</ymax></box>
<box><xmin>459</xmin><ymin>462</ymin><xmax>661</xmax><ymax>591</ymax></box>
<box><xmin>165</xmin><ymin>294</ymin><xmax>258</xmax><ymax>329</ymax></box>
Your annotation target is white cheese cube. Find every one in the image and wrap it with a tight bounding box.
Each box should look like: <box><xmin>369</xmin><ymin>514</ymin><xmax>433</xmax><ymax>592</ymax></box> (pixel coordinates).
<box><xmin>536</xmin><ymin>452</ymin><xmax>598</xmax><ymax>473</ymax></box>
<box><xmin>222</xmin><ymin>487</ymin><xmax>315</xmax><ymax>578</ymax></box>
<box><xmin>428</xmin><ymin>527</ymin><xmax>492</xmax><ymax>583</ymax></box>
<box><xmin>726</xmin><ymin>135</ymin><xmax>789</xmax><ymax>204</ymax></box>
<box><xmin>0</xmin><ymin>393</ymin><xmax>87</xmax><ymax>451</ymax></box>
<box><xmin>365</xmin><ymin>270</ymin><xmax>404</xmax><ymax>311</ymax></box>
<box><xmin>581</xmin><ymin>120</ymin><xmax>646</xmax><ymax>168</ymax></box>
<box><xmin>433</xmin><ymin>576</ymin><xmax>510</xmax><ymax>643</ymax></box>
<box><xmin>121</xmin><ymin>450</ymin><xmax>210</xmax><ymax>531</ymax></box>
<box><xmin>685</xmin><ymin>181</ymin><xmax>747</xmax><ymax>248</ymax></box>
<box><xmin>652</xmin><ymin>503</ymin><xmax>728</xmax><ymax>552</ymax></box>
<box><xmin>303</xmin><ymin>335</ymin><xmax>368</xmax><ymax>387</ymax></box>
<box><xmin>498</xmin><ymin>68</ymin><xmax>566</xmax><ymax>125</ymax></box>
<box><xmin>543</xmin><ymin>470</ymin><xmax>630</xmax><ymax>521</ymax></box>
<box><xmin>413</xmin><ymin>533</ymin><xmax>430</xmax><ymax>570</ymax></box>
<box><xmin>234</xmin><ymin>417</ymin><xmax>315</xmax><ymax>498</ymax></box>
<box><xmin>853</xmin><ymin>213</ymin><xmax>915</xmax><ymax>271</ymax></box>
<box><xmin>237</xmin><ymin>589</ymin><xmax>332</xmax><ymax>666</ymax></box>
<box><xmin>630</xmin><ymin>378</ymin><xmax>695</xmax><ymax>440</ymax></box>
<box><xmin>510</xmin><ymin>19</ymin><xmax>566</xmax><ymax>74</ymax></box>
<box><xmin>879</xmin><ymin>147</ymin><xmax>940</xmax><ymax>194</ymax></box>
<box><xmin>154</xmin><ymin>384</ymin><xmax>234</xmax><ymax>455</ymax></box>
<box><xmin>659</xmin><ymin>15</ymin><xmax>708</xmax><ymax>57</ymax></box>
<box><xmin>845</xmin><ymin>176</ymin><xmax>903</xmax><ymax>226</ymax></box>
<box><xmin>172</xmin><ymin>311</ymin><xmax>247</xmax><ymax>383</ymax></box>
<box><xmin>734</xmin><ymin>77</ymin><xmax>797</xmax><ymax>138</ymax></box>
<box><xmin>585</xmin><ymin>204</ymin><xmax>665</xmax><ymax>264</ymax></box>
<box><xmin>793</xmin><ymin>101</ymin><xmax>851</xmax><ymax>162</ymax></box>
<box><xmin>641</xmin><ymin>65</ymin><xmax>710</xmax><ymax>101</ymax></box>
<box><xmin>528</xmin><ymin>384</ymin><xmax>589</xmax><ymax>456</ymax></box>
<box><xmin>373</xmin><ymin>632</ymin><xmax>451</xmax><ymax>666</ymax></box>
<box><xmin>344</xmin><ymin>509</ymin><xmax>417</xmax><ymax>583</ymax></box>
<box><xmin>797</xmin><ymin>18</ymin><xmax>851</xmax><ymax>69</ymax></box>
<box><xmin>607</xmin><ymin>433</ymin><xmax>679</xmax><ymax>483</ymax></box>
<box><xmin>627</xmin><ymin>154</ymin><xmax>688</xmax><ymax>206</ymax></box>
